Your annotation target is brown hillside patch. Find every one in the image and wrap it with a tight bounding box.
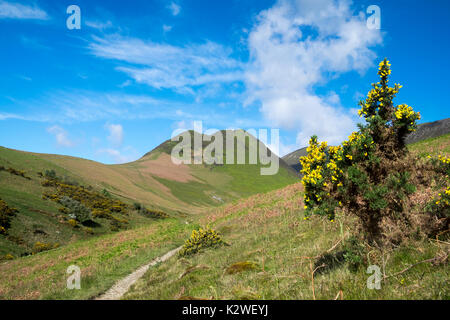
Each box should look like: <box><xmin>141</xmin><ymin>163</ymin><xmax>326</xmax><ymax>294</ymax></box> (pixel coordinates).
<box><xmin>138</xmin><ymin>153</ymin><xmax>201</xmax><ymax>183</ymax></box>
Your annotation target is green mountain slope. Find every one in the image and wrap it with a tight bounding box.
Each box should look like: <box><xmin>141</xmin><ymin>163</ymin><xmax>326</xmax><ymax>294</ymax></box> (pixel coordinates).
<box><xmin>0</xmin><ymin>130</ymin><xmax>297</xmax><ymax>257</ymax></box>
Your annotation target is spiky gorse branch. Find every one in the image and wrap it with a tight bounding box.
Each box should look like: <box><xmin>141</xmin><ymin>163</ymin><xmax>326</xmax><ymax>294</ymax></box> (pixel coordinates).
<box><xmin>300</xmin><ymin>59</ymin><xmax>428</xmax><ymax>242</ymax></box>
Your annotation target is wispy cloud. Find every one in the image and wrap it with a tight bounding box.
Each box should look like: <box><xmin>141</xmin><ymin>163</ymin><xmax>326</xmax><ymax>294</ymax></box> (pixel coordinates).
<box><xmin>245</xmin><ymin>0</ymin><xmax>382</xmax><ymax>146</ymax></box>
<box><xmin>0</xmin><ymin>112</ymin><xmax>24</xmax><ymax>120</ymax></box>
<box><xmin>0</xmin><ymin>90</ymin><xmax>244</xmax><ymax>128</ymax></box>
<box><xmin>97</xmin><ymin>147</ymin><xmax>138</xmax><ymax>164</ymax></box>
<box><xmin>105</xmin><ymin>123</ymin><xmax>123</xmax><ymax>147</ymax></box>
<box><xmin>85</xmin><ymin>20</ymin><xmax>114</xmax><ymax>31</ymax></box>
<box><xmin>47</xmin><ymin>125</ymin><xmax>74</xmax><ymax>147</ymax></box>
<box><xmin>168</xmin><ymin>2</ymin><xmax>181</xmax><ymax>16</ymax></box>
<box><xmin>162</xmin><ymin>24</ymin><xmax>172</xmax><ymax>33</ymax></box>
<box><xmin>0</xmin><ymin>1</ymin><xmax>49</xmax><ymax>20</ymax></box>
<box><xmin>87</xmin><ymin>35</ymin><xmax>243</xmax><ymax>93</ymax></box>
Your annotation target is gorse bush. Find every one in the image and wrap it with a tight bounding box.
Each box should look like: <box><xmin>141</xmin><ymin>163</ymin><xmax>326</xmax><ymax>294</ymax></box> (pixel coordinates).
<box><xmin>32</xmin><ymin>241</ymin><xmax>59</xmax><ymax>254</ymax></box>
<box><xmin>59</xmin><ymin>196</ymin><xmax>92</xmax><ymax>223</ymax></box>
<box><xmin>42</xmin><ymin>172</ymin><xmax>130</xmax><ymax>230</ymax></box>
<box><xmin>179</xmin><ymin>227</ymin><xmax>224</xmax><ymax>257</ymax></box>
<box><xmin>0</xmin><ymin>166</ymin><xmax>30</xmax><ymax>180</ymax></box>
<box><xmin>0</xmin><ymin>199</ymin><xmax>18</xmax><ymax>235</ymax></box>
<box><xmin>300</xmin><ymin>59</ymin><xmax>449</xmax><ymax>245</ymax></box>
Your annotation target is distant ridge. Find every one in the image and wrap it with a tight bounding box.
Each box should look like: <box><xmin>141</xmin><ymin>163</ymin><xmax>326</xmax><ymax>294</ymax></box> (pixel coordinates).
<box><xmin>404</xmin><ymin>118</ymin><xmax>450</xmax><ymax>145</ymax></box>
<box><xmin>282</xmin><ymin>118</ymin><xmax>450</xmax><ymax>172</ymax></box>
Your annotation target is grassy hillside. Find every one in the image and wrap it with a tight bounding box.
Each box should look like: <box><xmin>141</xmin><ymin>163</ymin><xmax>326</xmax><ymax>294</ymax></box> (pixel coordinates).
<box><xmin>124</xmin><ymin>183</ymin><xmax>448</xmax><ymax>300</ymax></box>
<box><xmin>0</xmin><ymin>130</ymin><xmax>297</xmax><ymax>258</ymax></box>
<box><xmin>0</xmin><ymin>218</ymin><xmax>193</xmax><ymax>299</ymax></box>
<box><xmin>122</xmin><ymin>134</ymin><xmax>449</xmax><ymax>300</ymax></box>
<box><xmin>0</xmin><ymin>132</ymin><xmax>447</xmax><ymax>300</ymax></box>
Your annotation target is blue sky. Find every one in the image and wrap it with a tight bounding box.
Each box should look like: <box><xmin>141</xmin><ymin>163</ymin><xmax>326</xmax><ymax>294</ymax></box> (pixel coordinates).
<box><xmin>0</xmin><ymin>0</ymin><xmax>449</xmax><ymax>164</ymax></box>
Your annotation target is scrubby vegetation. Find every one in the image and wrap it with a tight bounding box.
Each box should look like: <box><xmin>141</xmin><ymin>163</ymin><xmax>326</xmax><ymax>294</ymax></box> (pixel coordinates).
<box><xmin>41</xmin><ymin>172</ymin><xmax>130</xmax><ymax>230</ymax></box>
<box><xmin>0</xmin><ymin>198</ymin><xmax>18</xmax><ymax>235</ymax></box>
<box><xmin>134</xmin><ymin>202</ymin><xmax>169</xmax><ymax>219</ymax></box>
<box><xmin>300</xmin><ymin>59</ymin><xmax>449</xmax><ymax>246</ymax></box>
<box><xmin>32</xmin><ymin>241</ymin><xmax>59</xmax><ymax>254</ymax></box>
<box><xmin>0</xmin><ymin>166</ymin><xmax>30</xmax><ymax>180</ymax></box>
<box><xmin>179</xmin><ymin>227</ymin><xmax>224</xmax><ymax>257</ymax></box>
<box><xmin>58</xmin><ymin>196</ymin><xmax>92</xmax><ymax>223</ymax></box>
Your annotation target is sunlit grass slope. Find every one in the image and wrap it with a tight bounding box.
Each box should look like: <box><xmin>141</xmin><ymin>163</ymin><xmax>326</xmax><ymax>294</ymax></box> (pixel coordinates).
<box><xmin>123</xmin><ymin>135</ymin><xmax>449</xmax><ymax>300</ymax></box>
<box><xmin>124</xmin><ymin>182</ymin><xmax>448</xmax><ymax>300</ymax></box>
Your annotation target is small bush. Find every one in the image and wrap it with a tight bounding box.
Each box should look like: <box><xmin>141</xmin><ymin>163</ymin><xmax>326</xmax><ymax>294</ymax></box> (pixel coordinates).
<box><xmin>4</xmin><ymin>253</ymin><xmax>14</xmax><ymax>260</ymax></box>
<box><xmin>102</xmin><ymin>189</ymin><xmax>111</xmax><ymax>198</ymax></box>
<box><xmin>59</xmin><ymin>196</ymin><xmax>92</xmax><ymax>223</ymax></box>
<box><xmin>139</xmin><ymin>206</ymin><xmax>169</xmax><ymax>219</ymax></box>
<box><xmin>0</xmin><ymin>199</ymin><xmax>18</xmax><ymax>235</ymax></box>
<box><xmin>32</xmin><ymin>241</ymin><xmax>59</xmax><ymax>254</ymax></box>
<box><xmin>68</xmin><ymin>219</ymin><xmax>78</xmax><ymax>227</ymax></box>
<box><xmin>1</xmin><ymin>167</ymin><xmax>31</xmax><ymax>179</ymax></box>
<box><xmin>342</xmin><ymin>237</ymin><xmax>366</xmax><ymax>272</ymax></box>
<box><xmin>84</xmin><ymin>227</ymin><xmax>94</xmax><ymax>235</ymax></box>
<box><xmin>179</xmin><ymin>227</ymin><xmax>224</xmax><ymax>257</ymax></box>
<box><xmin>133</xmin><ymin>202</ymin><xmax>142</xmax><ymax>211</ymax></box>
<box><xmin>44</xmin><ymin>169</ymin><xmax>57</xmax><ymax>179</ymax></box>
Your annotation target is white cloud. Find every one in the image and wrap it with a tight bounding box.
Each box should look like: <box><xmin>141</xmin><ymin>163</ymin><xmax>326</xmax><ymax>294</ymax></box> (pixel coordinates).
<box><xmin>0</xmin><ymin>1</ymin><xmax>49</xmax><ymax>20</ymax></box>
<box><xmin>245</xmin><ymin>0</ymin><xmax>382</xmax><ymax>146</ymax></box>
<box><xmin>0</xmin><ymin>112</ymin><xmax>23</xmax><ymax>120</ymax></box>
<box><xmin>163</xmin><ymin>24</ymin><xmax>172</xmax><ymax>32</ymax></box>
<box><xmin>105</xmin><ymin>123</ymin><xmax>123</xmax><ymax>147</ymax></box>
<box><xmin>168</xmin><ymin>2</ymin><xmax>181</xmax><ymax>16</ymax></box>
<box><xmin>97</xmin><ymin>147</ymin><xmax>138</xmax><ymax>164</ymax></box>
<box><xmin>85</xmin><ymin>20</ymin><xmax>113</xmax><ymax>31</ymax></box>
<box><xmin>88</xmin><ymin>36</ymin><xmax>243</xmax><ymax>92</ymax></box>
<box><xmin>47</xmin><ymin>125</ymin><xmax>74</xmax><ymax>147</ymax></box>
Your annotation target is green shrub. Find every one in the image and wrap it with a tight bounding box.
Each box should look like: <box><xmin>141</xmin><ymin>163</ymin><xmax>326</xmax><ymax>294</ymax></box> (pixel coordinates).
<box><xmin>59</xmin><ymin>196</ymin><xmax>92</xmax><ymax>223</ymax></box>
<box><xmin>133</xmin><ymin>202</ymin><xmax>142</xmax><ymax>210</ymax></box>
<box><xmin>179</xmin><ymin>227</ymin><xmax>223</xmax><ymax>257</ymax></box>
<box><xmin>300</xmin><ymin>59</ymin><xmax>448</xmax><ymax>245</ymax></box>
<box><xmin>32</xmin><ymin>241</ymin><xmax>59</xmax><ymax>254</ymax></box>
<box><xmin>4</xmin><ymin>253</ymin><xmax>14</xmax><ymax>260</ymax></box>
<box><xmin>0</xmin><ymin>199</ymin><xmax>18</xmax><ymax>235</ymax></box>
<box><xmin>102</xmin><ymin>189</ymin><xmax>111</xmax><ymax>198</ymax></box>
<box><xmin>68</xmin><ymin>219</ymin><xmax>78</xmax><ymax>227</ymax></box>
<box><xmin>0</xmin><ymin>166</ymin><xmax>30</xmax><ymax>179</ymax></box>
<box><xmin>139</xmin><ymin>206</ymin><xmax>169</xmax><ymax>219</ymax></box>
<box><xmin>44</xmin><ymin>169</ymin><xmax>57</xmax><ymax>179</ymax></box>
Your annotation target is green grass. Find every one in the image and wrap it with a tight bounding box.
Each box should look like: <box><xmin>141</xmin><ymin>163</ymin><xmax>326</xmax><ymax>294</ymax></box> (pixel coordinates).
<box><xmin>408</xmin><ymin>133</ymin><xmax>450</xmax><ymax>156</ymax></box>
<box><xmin>0</xmin><ymin>218</ymin><xmax>194</xmax><ymax>299</ymax></box>
<box><xmin>124</xmin><ymin>183</ymin><xmax>449</xmax><ymax>300</ymax></box>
